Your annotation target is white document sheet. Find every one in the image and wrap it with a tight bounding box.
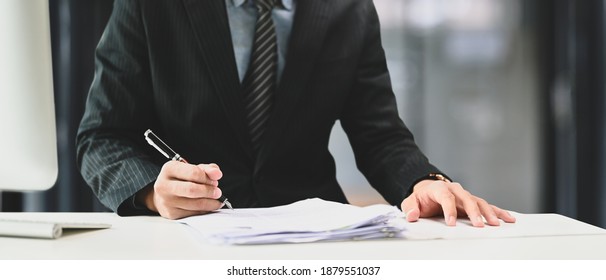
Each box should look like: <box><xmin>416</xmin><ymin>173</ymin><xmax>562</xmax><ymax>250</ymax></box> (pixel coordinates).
<box><xmin>179</xmin><ymin>198</ymin><xmax>406</xmax><ymax>245</ymax></box>
<box><xmin>402</xmin><ymin>212</ymin><xmax>606</xmax><ymax>240</ymax></box>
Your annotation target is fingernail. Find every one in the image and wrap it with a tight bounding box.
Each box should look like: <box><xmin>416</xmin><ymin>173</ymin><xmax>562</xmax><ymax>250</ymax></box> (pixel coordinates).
<box><xmin>448</xmin><ymin>215</ymin><xmax>456</xmax><ymax>226</ymax></box>
<box><xmin>213</xmin><ymin>188</ymin><xmax>222</xmax><ymax>198</ymax></box>
<box><xmin>474</xmin><ymin>216</ymin><xmax>485</xmax><ymax>226</ymax></box>
<box><xmin>405</xmin><ymin>209</ymin><xmax>414</xmax><ymax>217</ymax></box>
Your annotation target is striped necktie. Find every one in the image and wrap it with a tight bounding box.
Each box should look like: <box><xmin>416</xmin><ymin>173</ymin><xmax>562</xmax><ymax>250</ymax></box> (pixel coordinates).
<box><xmin>243</xmin><ymin>0</ymin><xmax>278</xmax><ymax>153</ymax></box>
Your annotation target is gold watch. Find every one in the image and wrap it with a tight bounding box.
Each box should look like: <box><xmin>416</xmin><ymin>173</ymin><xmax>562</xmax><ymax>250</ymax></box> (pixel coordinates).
<box><xmin>427</xmin><ymin>173</ymin><xmax>451</xmax><ymax>183</ymax></box>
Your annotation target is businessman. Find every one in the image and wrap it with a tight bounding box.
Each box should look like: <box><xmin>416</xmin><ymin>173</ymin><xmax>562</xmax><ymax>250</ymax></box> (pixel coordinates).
<box><xmin>77</xmin><ymin>0</ymin><xmax>515</xmax><ymax>227</ymax></box>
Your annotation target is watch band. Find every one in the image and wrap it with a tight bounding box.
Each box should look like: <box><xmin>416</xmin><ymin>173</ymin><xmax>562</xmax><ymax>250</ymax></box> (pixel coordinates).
<box><xmin>406</xmin><ymin>173</ymin><xmax>453</xmax><ymax>198</ymax></box>
<box><xmin>427</xmin><ymin>173</ymin><xmax>451</xmax><ymax>183</ymax></box>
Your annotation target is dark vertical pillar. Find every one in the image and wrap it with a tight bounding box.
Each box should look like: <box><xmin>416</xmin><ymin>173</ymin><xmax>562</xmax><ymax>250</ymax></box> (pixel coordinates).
<box><xmin>552</xmin><ymin>0</ymin><xmax>579</xmax><ymax>219</ymax></box>
<box><xmin>49</xmin><ymin>0</ymin><xmax>113</xmax><ymax>212</ymax></box>
<box><xmin>602</xmin><ymin>2</ymin><xmax>606</xmax><ymax>227</ymax></box>
<box><xmin>539</xmin><ymin>0</ymin><xmax>606</xmax><ymax>227</ymax></box>
<box><xmin>534</xmin><ymin>0</ymin><xmax>557</xmax><ymax>214</ymax></box>
<box><xmin>574</xmin><ymin>0</ymin><xmax>606</xmax><ymax>227</ymax></box>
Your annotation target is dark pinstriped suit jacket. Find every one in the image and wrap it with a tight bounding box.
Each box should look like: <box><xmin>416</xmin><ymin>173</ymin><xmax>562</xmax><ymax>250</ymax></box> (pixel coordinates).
<box><xmin>77</xmin><ymin>0</ymin><xmax>442</xmax><ymax>215</ymax></box>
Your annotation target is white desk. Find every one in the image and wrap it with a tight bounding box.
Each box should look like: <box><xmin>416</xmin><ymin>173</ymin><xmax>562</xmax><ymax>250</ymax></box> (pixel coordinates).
<box><xmin>1</xmin><ymin>212</ymin><xmax>605</xmax><ymax>260</ymax></box>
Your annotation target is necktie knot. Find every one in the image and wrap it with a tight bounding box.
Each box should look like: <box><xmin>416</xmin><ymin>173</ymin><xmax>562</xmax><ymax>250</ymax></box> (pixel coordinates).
<box><xmin>255</xmin><ymin>0</ymin><xmax>276</xmax><ymax>12</ymax></box>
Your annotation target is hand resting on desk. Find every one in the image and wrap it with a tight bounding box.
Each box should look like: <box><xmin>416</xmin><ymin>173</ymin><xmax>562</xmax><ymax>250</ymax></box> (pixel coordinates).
<box><xmin>402</xmin><ymin>179</ymin><xmax>516</xmax><ymax>227</ymax></box>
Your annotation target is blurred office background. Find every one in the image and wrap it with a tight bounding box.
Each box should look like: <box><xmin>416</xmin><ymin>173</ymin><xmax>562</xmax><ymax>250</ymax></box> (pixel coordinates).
<box><xmin>1</xmin><ymin>0</ymin><xmax>605</xmax><ymax>228</ymax></box>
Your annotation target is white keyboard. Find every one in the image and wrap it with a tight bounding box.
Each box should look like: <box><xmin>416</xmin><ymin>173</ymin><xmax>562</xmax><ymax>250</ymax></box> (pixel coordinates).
<box><xmin>0</xmin><ymin>218</ymin><xmax>111</xmax><ymax>239</ymax></box>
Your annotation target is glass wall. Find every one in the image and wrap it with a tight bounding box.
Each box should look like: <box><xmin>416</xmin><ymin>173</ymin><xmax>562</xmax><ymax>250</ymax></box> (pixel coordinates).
<box><xmin>332</xmin><ymin>0</ymin><xmax>542</xmax><ymax>213</ymax></box>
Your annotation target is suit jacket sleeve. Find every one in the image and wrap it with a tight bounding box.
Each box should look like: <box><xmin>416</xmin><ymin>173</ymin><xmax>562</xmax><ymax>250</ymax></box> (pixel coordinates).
<box><xmin>76</xmin><ymin>0</ymin><xmax>160</xmax><ymax>215</ymax></box>
<box><xmin>340</xmin><ymin>1</ymin><xmax>444</xmax><ymax>206</ymax></box>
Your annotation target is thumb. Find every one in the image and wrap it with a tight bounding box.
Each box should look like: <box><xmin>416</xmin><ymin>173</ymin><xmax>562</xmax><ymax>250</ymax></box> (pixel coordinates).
<box><xmin>401</xmin><ymin>194</ymin><xmax>421</xmax><ymax>222</ymax></box>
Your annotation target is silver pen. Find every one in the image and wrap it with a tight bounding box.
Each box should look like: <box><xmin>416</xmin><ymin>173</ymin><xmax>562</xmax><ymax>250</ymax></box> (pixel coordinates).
<box><xmin>144</xmin><ymin>129</ymin><xmax>234</xmax><ymax>210</ymax></box>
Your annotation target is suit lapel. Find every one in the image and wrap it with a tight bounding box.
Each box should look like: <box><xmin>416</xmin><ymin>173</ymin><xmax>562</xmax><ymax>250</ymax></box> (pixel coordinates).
<box><xmin>180</xmin><ymin>0</ymin><xmax>333</xmax><ymax>167</ymax></box>
<box><xmin>256</xmin><ymin>0</ymin><xmax>333</xmax><ymax>167</ymax></box>
<box><xmin>181</xmin><ymin>0</ymin><xmax>254</xmax><ymax>160</ymax></box>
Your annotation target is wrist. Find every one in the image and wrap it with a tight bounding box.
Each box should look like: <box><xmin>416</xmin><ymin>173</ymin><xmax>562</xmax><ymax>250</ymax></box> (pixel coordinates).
<box><xmin>135</xmin><ymin>184</ymin><xmax>157</xmax><ymax>213</ymax></box>
<box><xmin>410</xmin><ymin>173</ymin><xmax>452</xmax><ymax>195</ymax></box>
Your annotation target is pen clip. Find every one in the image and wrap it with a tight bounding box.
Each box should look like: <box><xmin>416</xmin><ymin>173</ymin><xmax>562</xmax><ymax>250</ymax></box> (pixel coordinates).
<box><xmin>144</xmin><ymin>129</ymin><xmax>170</xmax><ymax>159</ymax></box>
<box><xmin>146</xmin><ymin>137</ymin><xmax>169</xmax><ymax>159</ymax></box>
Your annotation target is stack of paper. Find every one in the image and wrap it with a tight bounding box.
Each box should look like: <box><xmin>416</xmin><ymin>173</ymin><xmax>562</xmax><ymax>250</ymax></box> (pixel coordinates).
<box><xmin>179</xmin><ymin>198</ymin><xmax>406</xmax><ymax>245</ymax></box>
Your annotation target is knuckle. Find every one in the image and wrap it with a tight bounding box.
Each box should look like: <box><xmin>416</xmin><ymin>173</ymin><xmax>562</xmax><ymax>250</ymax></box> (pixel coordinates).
<box><xmin>166</xmin><ymin>182</ymin><xmax>179</xmax><ymax>195</ymax></box>
<box><xmin>463</xmin><ymin>190</ymin><xmax>472</xmax><ymax>197</ymax></box>
<box><xmin>159</xmin><ymin>164</ymin><xmax>171</xmax><ymax>177</ymax></box>
<box><xmin>439</xmin><ymin>191</ymin><xmax>455</xmax><ymax>201</ymax></box>
<box><xmin>183</xmin><ymin>186</ymin><xmax>195</xmax><ymax>197</ymax></box>
<box><xmin>183</xmin><ymin>183</ymin><xmax>200</xmax><ymax>197</ymax></box>
<box><xmin>162</xmin><ymin>161</ymin><xmax>177</xmax><ymax>171</ymax></box>
<box><xmin>154</xmin><ymin>182</ymin><xmax>170</xmax><ymax>195</ymax></box>
<box><xmin>475</xmin><ymin>197</ymin><xmax>488</xmax><ymax>205</ymax></box>
<box><xmin>447</xmin><ymin>182</ymin><xmax>463</xmax><ymax>191</ymax></box>
<box><xmin>187</xmin><ymin>166</ymin><xmax>203</xmax><ymax>180</ymax></box>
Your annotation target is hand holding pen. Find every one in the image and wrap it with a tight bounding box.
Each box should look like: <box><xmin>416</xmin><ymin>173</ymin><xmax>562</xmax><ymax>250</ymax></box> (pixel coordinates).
<box><xmin>142</xmin><ymin>129</ymin><xmax>233</xmax><ymax>219</ymax></box>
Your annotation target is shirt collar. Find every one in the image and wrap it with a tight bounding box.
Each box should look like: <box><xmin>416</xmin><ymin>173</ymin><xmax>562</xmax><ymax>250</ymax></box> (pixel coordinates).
<box><xmin>232</xmin><ymin>0</ymin><xmax>293</xmax><ymax>11</ymax></box>
<box><xmin>232</xmin><ymin>0</ymin><xmax>246</xmax><ymax>7</ymax></box>
<box><xmin>280</xmin><ymin>0</ymin><xmax>293</xmax><ymax>10</ymax></box>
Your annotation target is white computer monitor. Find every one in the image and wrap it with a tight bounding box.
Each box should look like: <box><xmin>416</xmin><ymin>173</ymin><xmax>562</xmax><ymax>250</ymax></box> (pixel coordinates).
<box><xmin>0</xmin><ymin>0</ymin><xmax>58</xmax><ymax>191</ymax></box>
